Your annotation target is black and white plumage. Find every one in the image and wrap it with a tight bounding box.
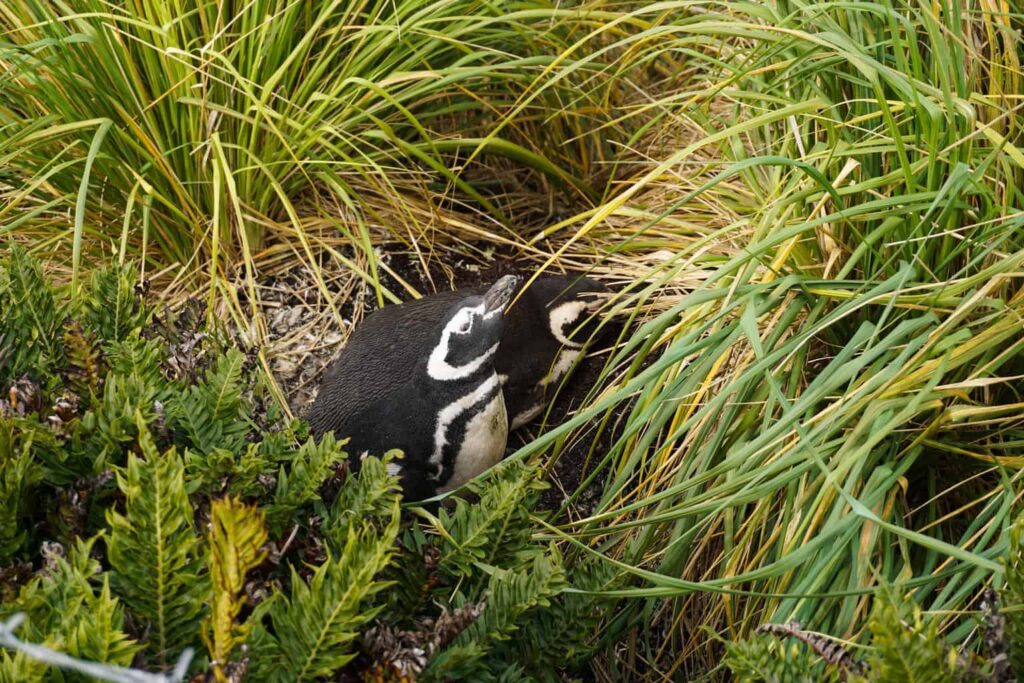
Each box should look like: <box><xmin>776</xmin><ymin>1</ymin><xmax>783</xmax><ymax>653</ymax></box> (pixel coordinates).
<box><xmin>493</xmin><ymin>275</ymin><xmax>608</xmax><ymax>429</ymax></box>
<box><xmin>306</xmin><ymin>273</ymin><xmax>606</xmax><ymax>500</ymax></box>
<box><xmin>307</xmin><ymin>275</ymin><xmax>519</xmax><ymax>500</ymax></box>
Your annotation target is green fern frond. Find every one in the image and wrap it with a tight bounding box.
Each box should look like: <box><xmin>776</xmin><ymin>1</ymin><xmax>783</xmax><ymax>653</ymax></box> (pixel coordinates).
<box><xmin>105</xmin><ymin>414</ymin><xmax>206</xmax><ymax>665</ymax></box>
<box><xmin>203</xmin><ymin>497</ymin><xmax>268</xmax><ymax>681</ymax></box>
<box><xmin>724</xmin><ymin>635</ymin><xmax>838</xmax><ymax>683</ymax></box>
<box><xmin>62</xmin><ymin>372</ymin><xmax>161</xmax><ymax>481</ymax></box>
<box><xmin>82</xmin><ymin>262</ymin><xmax>149</xmax><ymax>343</ymax></box>
<box><xmin>425</xmin><ymin>550</ymin><xmax>567</xmax><ymax>680</ymax></box>
<box><xmin>0</xmin><ymin>537</ymin><xmax>139</xmax><ymax>680</ymax></box>
<box><xmin>250</xmin><ymin>499</ymin><xmax>401</xmax><ymax>682</ymax></box>
<box><xmin>0</xmin><ymin>246</ymin><xmax>66</xmax><ymax>383</ymax></box>
<box><xmin>1003</xmin><ymin>514</ymin><xmax>1024</xmax><ymax>674</ymax></box>
<box><xmin>854</xmin><ymin>588</ymin><xmax>960</xmax><ymax>683</ymax></box>
<box><xmin>323</xmin><ymin>451</ymin><xmax>401</xmax><ymax>548</ymax></box>
<box><xmin>434</xmin><ymin>460</ymin><xmax>547</xmax><ymax>579</ymax></box>
<box><xmin>61</xmin><ymin>321</ymin><xmax>104</xmax><ymax>397</ymax></box>
<box><xmin>265</xmin><ymin>433</ymin><xmax>349</xmax><ymax>536</ymax></box>
<box><xmin>465</xmin><ymin>548</ymin><xmax>567</xmax><ymax>646</ymax></box>
<box><xmin>103</xmin><ymin>333</ymin><xmax>166</xmax><ymax>392</ymax></box>
<box><xmin>167</xmin><ymin>349</ymin><xmax>249</xmax><ymax>454</ymax></box>
<box><xmin>0</xmin><ymin>418</ymin><xmax>43</xmax><ymax>562</ymax></box>
<box><xmin>501</xmin><ymin>558</ymin><xmax>621</xmax><ymax>671</ymax></box>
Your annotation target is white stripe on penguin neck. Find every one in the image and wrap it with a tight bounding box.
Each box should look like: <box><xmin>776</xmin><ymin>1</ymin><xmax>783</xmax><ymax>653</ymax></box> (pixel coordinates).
<box><xmin>548</xmin><ymin>300</ymin><xmax>588</xmax><ymax>349</ymax></box>
<box><xmin>427</xmin><ymin>303</ymin><xmax>498</xmax><ymax>381</ymax></box>
<box><xmin>430</xmin><ymin>372</ymin><xmax>501</xmax><ymax>469</ymax></box>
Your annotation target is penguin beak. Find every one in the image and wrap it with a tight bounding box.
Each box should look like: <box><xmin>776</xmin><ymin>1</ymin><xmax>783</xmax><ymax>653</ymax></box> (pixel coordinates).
<box><xmin>580</xmin><ymin>289</ymin><xmax>612</xmax><ymax>314</ymax></box>
<box><xmin>482</xmin><ymin>275</ymin><xmax>520</xmax><ymax>315</ymax></box>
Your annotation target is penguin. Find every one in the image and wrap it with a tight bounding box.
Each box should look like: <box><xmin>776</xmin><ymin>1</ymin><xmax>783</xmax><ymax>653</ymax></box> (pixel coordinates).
<box><xmin>494</xmin><ymin>275</ymin><xmax>608</xmax><ymax>430</ymax></box>
<box><xmin>307</xmin><ymin>275</ymin><xmax>520</xmax><ymax>500</ymax></box>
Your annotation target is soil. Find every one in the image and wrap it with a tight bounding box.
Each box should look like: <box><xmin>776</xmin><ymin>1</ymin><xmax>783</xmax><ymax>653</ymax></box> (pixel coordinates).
<box><xmin>258</xmin><ymin>242</ymin><xmax>630</xmax><ymax>516</ymax></box>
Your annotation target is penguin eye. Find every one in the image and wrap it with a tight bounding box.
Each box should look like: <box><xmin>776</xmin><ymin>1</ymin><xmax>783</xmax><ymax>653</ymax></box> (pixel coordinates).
<box><xmin>456</xmin><ymin>315</ymin><xmax>472</xmax><ymax>335</ymax></box>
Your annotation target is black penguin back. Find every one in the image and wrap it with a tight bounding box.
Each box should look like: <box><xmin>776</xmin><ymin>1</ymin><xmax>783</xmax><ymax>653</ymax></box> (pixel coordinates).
<box><xmin>305</xmin><ymin>292</ymin><xmax>464</xmax><ymax>441</ymax></box>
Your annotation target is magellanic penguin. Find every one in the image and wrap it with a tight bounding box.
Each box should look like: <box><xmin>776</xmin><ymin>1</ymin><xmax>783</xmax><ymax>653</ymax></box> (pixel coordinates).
<box><xmin>495</xmin><ymin>275</ymin><xmax>608</xmax><ymax>430</ymax></box>
<box><xmin>307</xmin><ymin>275</ymin><xmax>520</xmax><ymax>501</ymax></box>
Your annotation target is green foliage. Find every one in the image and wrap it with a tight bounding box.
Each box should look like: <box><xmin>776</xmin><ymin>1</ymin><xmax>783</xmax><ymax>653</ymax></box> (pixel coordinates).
<box><xmin>855</xmin><ymin>593</ymin><xmax>962</xmax><ymax>683</ymax></box>
<box><xmin>202</xmin><ymin>497</ymin><xmax>268</xmax><ymax>681</ymax></box>
<box><xmin>725</xmin><ymin>584</ymin><xmax>998</xmax><ymax>683</ymax></box>
<box><xmin>434</xmin><ymin>460</ymin><xmax>548</xmax><ymax>579</ymax></box>
<box><xmin>725</xmin><ymin>636</ymin><xmax>839</xmax><ymax>683</ymax></box>
<box><xmin>0</xmin><ymin>538</ymin><xmax>139</xmax><ymax>682</ymax></box>
<box><xmin>266</xmin><ymin>432</ymin><xmax>349</xmax><ymax>536</ymax></box>
<box><xmin>1003</xmin><ymin>515</ymin><xmax>1024</xmax><ymax>674</ymax></box>
<box><xmin>166</xmin><ymin>349</ymin><xmax>249</xmax><ymax>455</ymax></box>
<box><xmin>0</xmin><ymin>420</ymin><xmax>43</xmax><ymax>562</ymax></box>
<box><xmin>0</xmin><ymin>249</ymin><xmax>617</xmax><ymax>681</ymax></box>
<box><xmin>0</xmin><ymin>246</ymin><xmax>65</xmax><ymax>383</ymax></box>
<box><xmin>105</xmin><ymin>418</ymin><xmax>206</xmax><ymax>665</ymax></box>
<box><xmin>250</xmin><ymin>500</ymin><xmax>401</xmax><ymax>681</ymax></box>
<box><xmin>82</xmin><ymin>263</ymin><xmax>149</xmax><ymax>343</ymax></box>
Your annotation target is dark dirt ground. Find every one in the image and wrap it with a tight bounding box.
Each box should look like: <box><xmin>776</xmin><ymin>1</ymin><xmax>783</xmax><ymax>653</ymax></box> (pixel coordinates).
<box><xmin>258</xmin><ymin>244</ymin><xmax>629</xmax><ymax>517</ymax></box>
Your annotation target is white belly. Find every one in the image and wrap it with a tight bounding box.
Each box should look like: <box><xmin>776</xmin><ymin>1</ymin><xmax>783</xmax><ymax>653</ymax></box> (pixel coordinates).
<box><xmin>438</xmin><ymin>392</ymin><xmax>508</xmax><ymax>493</ymax></box>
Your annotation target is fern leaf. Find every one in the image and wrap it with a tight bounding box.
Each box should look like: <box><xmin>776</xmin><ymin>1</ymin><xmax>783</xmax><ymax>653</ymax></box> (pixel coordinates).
<box><xmin>322</xmin><ymin>451</ymin><xmax>401</xmax><ymax>548</ymax></box>
<box><xmin>434</xmin><ymin>460</ymin><xmax>547</xmax><ymax>578</ymax></box>
<box><xmin>250</xmin><ymin>499</ymin><xmax>401</xmax><ymax>682</ymax></box>
<box><xmin>0</xmin><ymin>246</ymin><xmax>66</xmax><ymax>382</ymax></box>
<box><xmin>202</xmin><ymin>497</ymin><xmax>268</xmax><ymax>681</ymax></box>
<box><xmin>265</xmin><ymin>433</ymin><xmax>348</xmax><ymax>536</ymax></box>
<box><xmin>425</xmin><ymin>550</ymin><xmax>567</xmax><ymax>680</ymax></box>
<box><xmin>62</xmin><ymin>372</ymin><xmax>160</xmax><ymax>482</ymax></box>
<box><xmin>0</xmin><ymin>419</ymin><xmax>43</xmax><ymax>562</ymax></box>
<box><xmin>1003</xmin><ymin>514</ymin><xmax>1024</xmax><ymax>675</ymax></box>
<box><xmin>61</xmin><ymin>320</ymin><xmax>104</xmax><ymax>397</ymax></box>
<box><xmin>105</xmin><ymin>414</ymin><xmax>206</xmax><ymax>665</ymax></box>
<box><xmin>167</xmin><ymin>349</ymin><xmax>249</xmax><ymax>454</ymax></box>
<box><xmin>724</xmin><ymin>635</ymin><xmax>838</xmax><ymax>683</ymax></box>
<box><xmin>0</xmin><ymin>537</ymin><xmax>139</xmax><ymax>680</ymax></box>
<box><xmin>83</xmin><ymin>262</ymin><xmax>149</xmax><ymax>343</ymax></box>
<box><xmin>103</xmin><ymin>333</ymin><xmax>166</xmax><ymax>390</ymax></box>
<box><xmin>857</xmin><ymin>589</ymin><xmax>960</xmax><ymax>683</ymax></box>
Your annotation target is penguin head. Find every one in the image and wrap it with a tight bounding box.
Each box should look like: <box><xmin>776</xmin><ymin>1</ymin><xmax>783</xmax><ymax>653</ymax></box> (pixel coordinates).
<box><xmin>426</xmin><ymin>275</ymin><xmax>520</xmax><ymax>381</ymax></box>
<box><xmin>534</xmin><ymin>276</ymin><xmax>609</xmax><ymax>349</ymax></box>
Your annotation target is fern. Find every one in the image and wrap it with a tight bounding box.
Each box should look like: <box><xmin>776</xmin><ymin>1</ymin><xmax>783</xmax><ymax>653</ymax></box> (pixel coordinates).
<box><xmin>167</xmin><ymin>349</ymin><xmax>249</xmax><ymax>454</ymax></box>
<box><xmin>726</xmin><ymin>586</ymin><xmax>987</xmax><ymax>683</ymax></box>
<box><xmin>265</xmin><ymin>432</ymin><xmax>349</xmax><ymax>536</ymax></box>
<box><xmin>82</xmin><ymin>262</ymin><xmax>149</xmax><ymax>343</ymax></box>
<box><xmin>0</xmin><ymin>418</ymin><xmax>43</xmax><ymax>562</ymax></box>
<box><xmin>202</xmin><ymin>498</ymin><xmax>268</xmax><ymax>681</ymax></box>
<box><xmin>423</xmin><ymin>551</ymin><xmax>567</xmax><ymax>681</ymax></box>
<box><xmin>725</xmin><ymin>635</ymin><xmax>838</xmax><ymax>683</ymax></box>
<box><xmin>250</xmin><ymin>495</ymin><xmax>401</xmax><ymax>682</ymax></box>
<box><xmin>853</xmin><ymin>590</ymin><xmax>962</xmax><ymax>683</ymax></box>
<box><xmin>1003</xmin><ymin>514</ymin><xmax>1024</xmax><ymax>675</ymax></box>
<box><xmin>103</xmin><ymin>332</ymin><xmax>166</xmax><ymax>392</ymax></box>
<box><xmin>434</xmin><ymin>460</ymin><xmax>547</xmax><ymax>579</ymax></box>
<box><xmin>105</xmin><ymin>415</ymin><xmax>206</xmax><ymax>665</ymax></box>
<box><xmin>498</xmin><ymin>557</ymin><xmax>621</xmax><ymax>672</ymax></box>
<box><xmin>0</xmin><ymin>537</ymin><xmax>138</xmax><ymax>681</ymax></box>
<box><xmin>0</xmin><ymin>246</ymin><xmax>65</xmax><ymax>383</ymax></box>
<box><xmin>61</xmin><ymin>321</ymin><xmax>104</xmax><ymax>398</ymax></box>
<box><xmin>62</xmin><ymin>372</ymin><xmax>161</xmax><ymax>482</ymax></box>
<box><xmin>323</xmin><ymin>450</ymin><xmax>402</xmax><ymax>547</ymax></box>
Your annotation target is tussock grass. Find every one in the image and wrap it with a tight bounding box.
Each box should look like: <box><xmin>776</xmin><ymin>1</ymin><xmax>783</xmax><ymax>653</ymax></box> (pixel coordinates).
<box><xmin>514</xmin><ymin>1</ymin><xmax>1024</xmax><ymax>678</ymax></box>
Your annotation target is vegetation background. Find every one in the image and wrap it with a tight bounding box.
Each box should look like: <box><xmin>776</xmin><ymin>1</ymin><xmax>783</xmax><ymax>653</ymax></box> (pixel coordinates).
<box><xmin>3</xmin><ymin>0</ymin><xmax>1024</xmax><ymax>680</ymax></box>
